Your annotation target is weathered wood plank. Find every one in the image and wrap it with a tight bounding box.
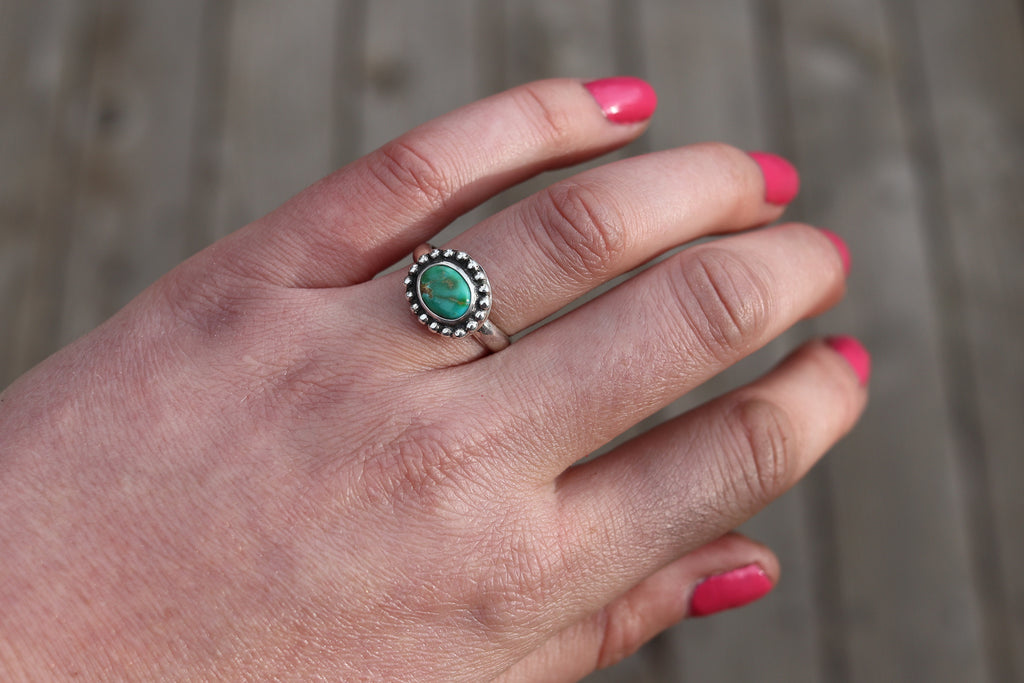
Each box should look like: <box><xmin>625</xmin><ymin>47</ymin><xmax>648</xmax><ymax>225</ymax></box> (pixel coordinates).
<box><xmin>494</xmin><ymin>0</ymin><xmax>623</xmax><ymax>217</ymax></box>
<box><xmin>897</xmin><ymin>0</ymin><xmax>1024</xmax><ymax>679</ymax></box>
<box><xmin>55</xmin><ymin>0</ymin><xmax>207</xmax><ymax>344</ymax></box>
<box><xmin>360</xmin><ymin>0</ymin><xmax>479</xmax><ymax>155</ymax></box>
<box><xmin>360</xmin><ymin>0</ymin><xmax>482</xmax><ymax>251</ymax></box>
<box><xmin>0</xmin><ymin>0</ymin><xmax>91</xmax><ymax>384</ymax></box>
<box><xmin>500</xmin><ymin>0</ymin><xmax>619</xmax><ymax>83</ymax></box>
<box><xmin>780</xmin><ymin>0</ymin><xmax>991</xmax><ymax>680</ymax></box>
<box><xmin>639</xmin><ymin>0</ymin><xmax>769</xmax><ymax>150</ymax></box>
<box><xmin>204</xmin><ymin>0</ymin><xmax>340</xmax><ymax>243</ymax></box>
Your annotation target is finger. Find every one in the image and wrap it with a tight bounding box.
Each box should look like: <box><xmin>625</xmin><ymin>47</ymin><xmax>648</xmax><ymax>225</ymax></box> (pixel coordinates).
<box><xmin>547</xmin><ymin>338</ymin><xmax>868</xmax><ymax>618</ymax></box>
<box><xmin>486</xmin><ymin>223</ymin><xmax>849</xmax><ymax>475</ymax></box>
<box><xmin>212</xmin><ymin>77</ymin><xmax>656</xmax><ymax>288</ymax></box>
<box><xmin>444</xmin><ymin>143</ymin><xmax>799</xmax><ymax>335</ymax></box>
<box><xmin>370</xmin><ymin>143</ymin><xmax>798</xmax><ymax>370</ymax></box>
<box><xmin>497</xmin><ymin>533</ymin><xmax>778</xmax><ymax>682</ymax></box>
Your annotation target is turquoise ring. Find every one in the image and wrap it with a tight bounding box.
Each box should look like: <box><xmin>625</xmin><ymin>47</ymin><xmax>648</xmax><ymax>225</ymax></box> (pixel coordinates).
<box><xmin>405</xmin><ymin>244</ymin><xmax>510</xmax><ymax>352</ymax></box>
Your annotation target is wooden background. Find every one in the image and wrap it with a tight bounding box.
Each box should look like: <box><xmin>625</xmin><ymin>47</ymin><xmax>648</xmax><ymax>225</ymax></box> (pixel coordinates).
<box><xmin>2</xmin><ymin>1</ymin><xmax>1022</xmax><ymax>681</ymax></box>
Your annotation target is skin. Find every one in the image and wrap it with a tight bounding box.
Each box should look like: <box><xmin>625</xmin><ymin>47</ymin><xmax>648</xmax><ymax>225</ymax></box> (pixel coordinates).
<box><xmin>0</xmin><ymin>79</ymin><xmax>866</xmax><ymax>681</ymax></box>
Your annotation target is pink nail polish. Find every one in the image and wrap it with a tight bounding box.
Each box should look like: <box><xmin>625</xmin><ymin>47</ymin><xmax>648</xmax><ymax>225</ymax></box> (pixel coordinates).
<box><xmin>819</xmin><ymin>228</ymin><xmax>852</xmax><ymax>274</ymax></box>
<box><xmin>689</xmin><ymin>564</ymin><xmax>774</xmax><ymax>617</ymax></box>
<box><xmin>826</xmin><ymin>335</ymin><xmax>872</xmax><ymax>386</ymax></box>
<box><xmin>583</xmin><ymin>77</ymin><xmax>658</xmax><ymax>124</ymax></box>
<box><xmin>748</xmin><ymin>151</ymin><xmax>800</xmax><ymax>205</ymax></box>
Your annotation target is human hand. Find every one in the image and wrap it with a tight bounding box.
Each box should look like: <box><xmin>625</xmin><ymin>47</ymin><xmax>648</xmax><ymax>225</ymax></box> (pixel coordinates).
<box><xmin>0</xmin><ymin>77</ymin><xmax>867</xmax><ymax>681</ymax></box>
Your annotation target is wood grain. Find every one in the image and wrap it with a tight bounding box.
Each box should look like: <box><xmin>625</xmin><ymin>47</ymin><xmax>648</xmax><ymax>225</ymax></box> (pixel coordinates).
<box><xmin>0</xmin><ymin>0</ymin><xmax>91</xmax><ymax>383</ymax></box>
<box><xmin>781</xmin><ymin>0</ymin><xmax>990</xmax><ymax>680</ymax></box>
<box><xmin>204</xmin><ymin>0</ymin><xmax>340</xmax><ymax>243</ymax></box>
<box><xmin>897</xmin><ymin>0</ymin><xmax>1024</xmax><ymax>679</ymax></box>
<box><xmin>54</xmin><ymin>0</ymin><xmax>207</xmax><ymax>343</ymax></box>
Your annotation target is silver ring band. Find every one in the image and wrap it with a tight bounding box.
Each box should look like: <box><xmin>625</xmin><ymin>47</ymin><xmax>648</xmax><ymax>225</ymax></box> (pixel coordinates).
<box><xmin>469</xmin><ymin>320</ymin><xmax>510</xmax><ymax>353</ymax></box>
<box><xmin>405</xmin><ymin>243</ymin><xmax>510</xmax><ymax>353</ymax></box>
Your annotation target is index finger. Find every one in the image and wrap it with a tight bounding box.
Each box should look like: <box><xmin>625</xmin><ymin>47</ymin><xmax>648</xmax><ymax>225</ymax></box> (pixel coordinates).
<box><xmin>215</xmin><ymin>77</ymin><xmax>657</xmax><ymax>288</ymax></box>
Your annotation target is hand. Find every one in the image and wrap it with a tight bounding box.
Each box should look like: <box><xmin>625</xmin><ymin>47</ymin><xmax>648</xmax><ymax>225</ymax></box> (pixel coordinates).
<box><xmin>0</xmin><ymin>77</ymin><xmax>867</xmax><ymax>681</ymax></box>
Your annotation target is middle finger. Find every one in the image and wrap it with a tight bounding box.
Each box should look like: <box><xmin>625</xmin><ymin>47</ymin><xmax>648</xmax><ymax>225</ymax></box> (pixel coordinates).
<box><xmin>482</xmin><ymin>221</ymin><xmax>848</xmax><ymax>478</ymax></box>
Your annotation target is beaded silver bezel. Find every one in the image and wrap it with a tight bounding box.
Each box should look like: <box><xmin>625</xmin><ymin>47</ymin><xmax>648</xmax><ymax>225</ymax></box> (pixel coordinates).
<box><xmin>405</xmin><ymin>249</ymin><xmax>492</xmax><ymax>338</ymax></box>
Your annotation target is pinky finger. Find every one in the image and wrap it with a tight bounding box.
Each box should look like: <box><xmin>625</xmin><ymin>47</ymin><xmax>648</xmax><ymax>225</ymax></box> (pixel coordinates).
<box><xmin>496</xmin><ymin>533</ymin><xmax>779</xmax><ymax>683</ymax></box>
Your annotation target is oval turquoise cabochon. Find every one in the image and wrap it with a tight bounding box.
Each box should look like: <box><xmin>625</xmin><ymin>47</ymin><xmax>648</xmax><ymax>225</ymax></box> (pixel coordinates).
<box><xmin>418</xmin><ymin>263</ymin><xmax>473</xmax><ymax>321</ymax></box>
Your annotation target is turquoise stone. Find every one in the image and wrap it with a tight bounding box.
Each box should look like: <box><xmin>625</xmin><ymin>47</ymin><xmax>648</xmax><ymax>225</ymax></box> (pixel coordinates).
<box><xmin>419</xmin><ymin>264</ymin><xmax>472</xmax><ymax>321</ymax></box>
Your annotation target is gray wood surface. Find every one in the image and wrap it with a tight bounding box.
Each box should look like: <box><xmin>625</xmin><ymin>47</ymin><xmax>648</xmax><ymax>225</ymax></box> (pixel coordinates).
<box><xmin>781</xmin><ymin>1</ymin><xmax>989</xmax><ymax>680</ymax></box>
<box><xmin>207</xmin><ymin>0</ymin><xmax>340</xmax><ymax>243</ymax></box>
<box><xmin>0</xmin><ymin>0</ymin><xmax>88</xmax><ymax>385</ymax></box>
<box><xmin>1</xmin><ymin>1</ymin><xmax>1021</xmax><ymax>681</ymax></box>
<box><xmin>363</xmin><ymin>0</ymin><xmax>484</xmax><ymax>251</ymax></box>
<box><xmin>56</xmin><ymin>0</ymin><xmax>207</xmax><ymax>345</ymax></box>
<box><xmin>905</xmin><ymin>1</ymin><xmax>1024</xmax><ymax>680</ymax></box>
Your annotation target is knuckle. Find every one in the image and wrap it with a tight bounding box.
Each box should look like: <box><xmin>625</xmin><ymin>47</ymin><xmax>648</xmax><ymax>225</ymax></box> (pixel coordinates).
<box><xmin>367</xmin><ymin>414</ymin><xmax>506</xmax><ymax>520</ymax></box>
<box><xmin>534</xmin><ymin>181</ymin><xmax>630</xmax><ymax>280</ymax></box>
<box><xmin>689</xmin><ymin>140</ymin><xmax>748</xmax><ymax>166</ymax></box>
<box><xmin>366</xmin><ymin>137</ymin><xmax>456</xmax><ymax>211</ymax></box>
<box><xmin>670</xmin><ymin>247</ymin><xmax>772</xmax><ymax>362</ymax></box>
<box><xmin>155</xmin><ymin>266</ymin><xmax>261</xmax><ymax>341</ymax></box>
<box><xmin>595</xmin><ymin>597</ymin><xmax>652</xmax><ymax>670</ymax></box>
<box><xmin>465</xmin><ymin>582</ymin><xmax>526</xmax><ymax>638</ymax></box>
<box><xmin>465</xmin><ymin>535</ymin><xmax>552</xmax><ymax>638</ymax></box>
<box><xmin>425</xmin><ymin>505</ymin><xmax>562</xmax><ymax>640</ymax></box>
<box><xmin>718</xmin><ymin>397</ymin><xmax>796</xmax><ymax>511</ymax></box>
<box><xmin>383</xmin><ymin>421</ymin><xmax>472</xmax><ymax>504</ymax></box>
<box><xmin>688</xmin><ymin>142</ymin><xmax>759</xmax><ymax>216</ymax></box>
<box><xmin>511</xmin><ymin>82</ymin><xmax>578</xmax><ymax>155</ymax></box>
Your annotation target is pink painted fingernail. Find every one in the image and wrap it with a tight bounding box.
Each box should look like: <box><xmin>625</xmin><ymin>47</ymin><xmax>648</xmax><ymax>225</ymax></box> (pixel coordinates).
<box><xmin>819</xmin><ymin>228</ymin><xmax>852</xmax><ymax>274</ymax></box>
<box><xmin>689</xmin><ymin>564</ymin><xmax>774</xmax><ymax>617</ymax></box>
<box><xmin>583</xmin><ymin>77</ymin><xmax>658</xmax><ymax>124</ymax></box>
<box><xmin>748</xmin><ymin>151</ymin><xmax>800</xmax><ymax>205</ymax></box>
<box><xmin>826</xmin><ymin>335</ymin><xmax>872</xmax><ymax>386</ymax></box>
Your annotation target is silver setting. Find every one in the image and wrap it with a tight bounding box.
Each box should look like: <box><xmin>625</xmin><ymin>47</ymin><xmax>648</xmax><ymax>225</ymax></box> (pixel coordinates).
<box><xmin>407</xmin><ymin>243</ymin><xmax>510</xmax><ymax>352</ymax></box>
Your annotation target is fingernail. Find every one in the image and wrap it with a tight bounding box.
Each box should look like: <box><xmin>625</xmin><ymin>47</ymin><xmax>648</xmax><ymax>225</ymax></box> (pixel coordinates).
<box><xmin>826</xmin><ymin>335</ymin><xmax>872</xmax><ymax>386</ymax></box>
<box><xmin>748</xmin><ymin>151</ymin><xmax>800</xmax><ymax>205</ymax></box>
<box><xmin>583</xmin><ymin>77</ymin><xmax>658</xmax><ymax>124</ymax></box>
<box><xmin>689</xmin><ymin>564</ymin><xmax>774</xmax><ymax>617</ymax></box>
<box><xmin>819</xmin><ymin>228</ymin><xmax>852</xmax><ymax>274</ymax></box>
